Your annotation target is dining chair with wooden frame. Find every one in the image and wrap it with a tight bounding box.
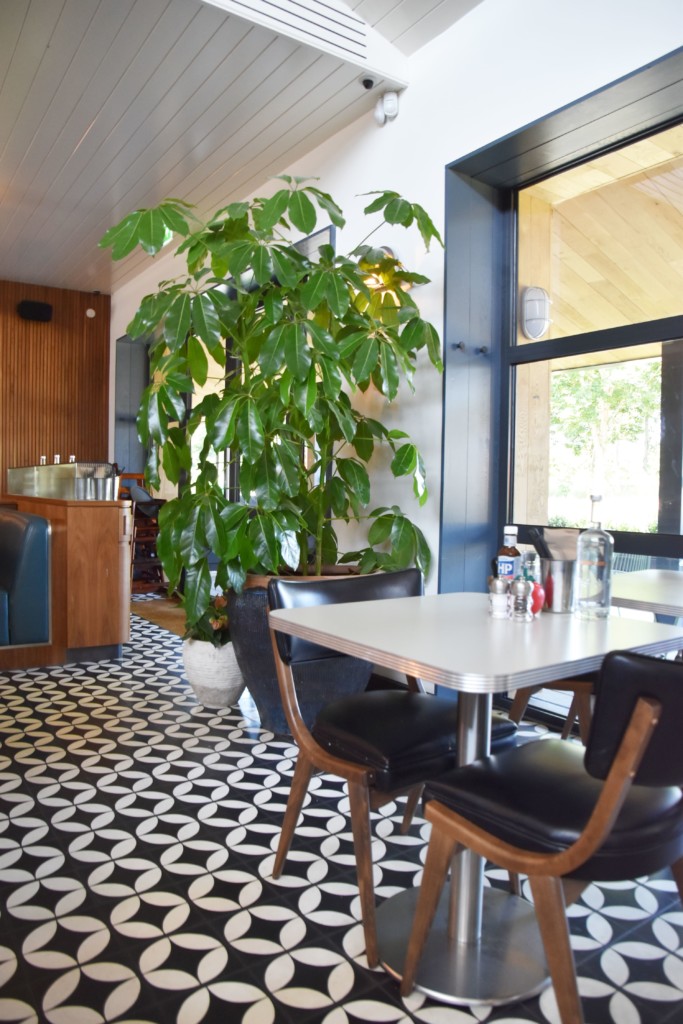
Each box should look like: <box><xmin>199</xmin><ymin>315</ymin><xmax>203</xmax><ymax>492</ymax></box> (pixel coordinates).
<box><xmin>267</xmin><ymin>569</ymin><xmax>518</xmax><ymax>968</ymax></box>
<box><xmin>400</xmin><ymin>650</ymin><xmax>683</xmax><ymax>1022</ymax></box>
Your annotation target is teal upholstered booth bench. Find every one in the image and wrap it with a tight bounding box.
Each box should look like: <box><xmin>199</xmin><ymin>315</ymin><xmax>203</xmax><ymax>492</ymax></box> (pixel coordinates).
<box><xmin>0</xmin><ymin>509</ymin><xmax>50</xmax><ymax>646</ymax></box>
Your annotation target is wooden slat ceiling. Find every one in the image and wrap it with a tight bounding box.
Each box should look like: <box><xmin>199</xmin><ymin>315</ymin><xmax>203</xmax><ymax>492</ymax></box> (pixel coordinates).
<box><xmin>521</xmin><ymin>124</ymin><xmax>683</xmax><ymax>338</ymax></box>
<box><xmin>0</xmin><ymin>0</ymin><xmax>481</xmax><ymax>296</ymax></box>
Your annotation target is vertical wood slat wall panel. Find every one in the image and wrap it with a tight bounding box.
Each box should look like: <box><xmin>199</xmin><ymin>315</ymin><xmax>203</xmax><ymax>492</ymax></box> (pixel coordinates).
<box><xmin>0</xmin><ymin>281</ymin><xmax>110</xmax><ymax>490</ymax></box>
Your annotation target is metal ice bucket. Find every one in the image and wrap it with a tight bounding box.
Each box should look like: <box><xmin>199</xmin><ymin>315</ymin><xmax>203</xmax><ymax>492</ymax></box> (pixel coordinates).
<box><xmin>539</xmin><ymin>558</ymin><xmax>576</xmax><ymax>613</ymax></box>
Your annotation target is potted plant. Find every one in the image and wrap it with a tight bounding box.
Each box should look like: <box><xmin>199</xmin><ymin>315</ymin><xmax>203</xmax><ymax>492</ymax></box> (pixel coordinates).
<box><xmin>101</xmin><ymin>177</ymin><xmax>443</xmax><ymax>731</ymax></box>
<box><xmin>181</xmin><ymin>591</ymin><xmax>245</xmax><ymax>708</ymax></box>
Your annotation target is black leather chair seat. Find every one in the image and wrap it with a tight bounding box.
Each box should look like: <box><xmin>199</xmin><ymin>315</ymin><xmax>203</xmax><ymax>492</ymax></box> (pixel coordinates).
<box><xmin>312</xmin><ymin>690</ymin><xmax>517</xmax><ymax>792</ymax></box>
<box><xmin>425</xmin><ymin>737</ymin><xmax>683</xmax><ymax>881</ymax></box>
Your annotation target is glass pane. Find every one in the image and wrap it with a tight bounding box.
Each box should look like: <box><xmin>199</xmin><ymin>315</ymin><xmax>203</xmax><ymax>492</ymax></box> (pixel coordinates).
<box><xmin>517</xmin><ymin>124</ymin><xmax>683</xmax><ymax>343</ymax></box>
<box><xmin>512</xmin><ymin>339</ymin><xmax>683</xmax><ymax>534</ymax></box>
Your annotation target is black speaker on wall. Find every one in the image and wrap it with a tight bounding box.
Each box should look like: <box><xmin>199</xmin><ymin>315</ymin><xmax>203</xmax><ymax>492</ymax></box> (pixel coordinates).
<box><xmin>17</xmin><ymin>300</ymin><xmax>52</xmax><ymax>322</ymax></box>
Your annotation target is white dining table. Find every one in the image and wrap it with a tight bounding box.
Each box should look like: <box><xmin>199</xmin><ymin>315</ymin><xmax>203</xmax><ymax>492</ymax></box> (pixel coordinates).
<box><xmin>269</xmin><ymin>591</ymin><xmax>683</xmax><ymax>1007</ymax></box>
<box><xmin>612</xmin><ymin>568</ymin><xmax>683</xmax><ymax>618</ymax></box>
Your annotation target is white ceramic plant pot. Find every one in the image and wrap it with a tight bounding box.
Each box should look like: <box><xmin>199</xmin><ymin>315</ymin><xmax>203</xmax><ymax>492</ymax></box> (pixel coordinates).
<box><xmin>181</xmin><ymin>639</ymin><xmax>246</xmax><ymax>708</ymax></box>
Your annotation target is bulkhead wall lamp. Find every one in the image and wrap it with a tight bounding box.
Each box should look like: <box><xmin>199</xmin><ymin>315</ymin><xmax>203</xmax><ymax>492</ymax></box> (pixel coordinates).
<box><xmin>374</xmin><ymin>91</ymin><xmax>399</xmax><ymax>127</ymax></box>
<box><xmin>520</xmin><ymin>285</ymin><xmax>552</xmax><ymax>340</ymax></box>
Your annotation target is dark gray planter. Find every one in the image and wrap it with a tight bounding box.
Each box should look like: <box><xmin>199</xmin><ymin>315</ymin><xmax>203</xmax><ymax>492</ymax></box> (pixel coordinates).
<box><xmin>227</xmin><ymin>586</ymin><xmax>372</xmax><ymax>736</ymax></box>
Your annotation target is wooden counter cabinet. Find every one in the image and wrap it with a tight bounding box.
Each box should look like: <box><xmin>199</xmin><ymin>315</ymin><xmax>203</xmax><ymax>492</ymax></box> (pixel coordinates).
<box><xmin>0</xmin><ymin>495</ymin><xmax>132</xmax><ymax>668</ymax></box>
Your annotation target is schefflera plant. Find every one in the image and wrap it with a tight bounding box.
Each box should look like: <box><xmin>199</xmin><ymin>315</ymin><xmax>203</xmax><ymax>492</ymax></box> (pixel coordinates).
<box><xmin>101</xmin><ymin>176</ymin><xmax>443</xmax><ymax>627</ymax></box>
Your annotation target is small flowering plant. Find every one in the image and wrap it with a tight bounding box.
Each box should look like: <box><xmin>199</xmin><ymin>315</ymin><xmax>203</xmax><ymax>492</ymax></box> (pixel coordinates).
<box><xmin>182</xmin><ymin>592</ymin><xmax>231</xmax><ymax>647</ymax></box>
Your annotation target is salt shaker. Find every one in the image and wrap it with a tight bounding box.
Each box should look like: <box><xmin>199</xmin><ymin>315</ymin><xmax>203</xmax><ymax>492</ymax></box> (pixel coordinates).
<box><xmin>489</xmin><ymin>576</ymin><xmax>509</xmax><ymax>619</ymax></box>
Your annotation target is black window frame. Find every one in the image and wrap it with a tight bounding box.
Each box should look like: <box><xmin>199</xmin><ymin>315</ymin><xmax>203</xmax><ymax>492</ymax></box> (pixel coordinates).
<box><xmin>439</xmin><ymin>46</ymin><xmax>683</xmax><ymax>594</ymax></box>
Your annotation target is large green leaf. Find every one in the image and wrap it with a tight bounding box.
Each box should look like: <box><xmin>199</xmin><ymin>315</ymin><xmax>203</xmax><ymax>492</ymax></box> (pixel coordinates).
<box><xmin>272</xmin><ymin>438</ymin><xmax>301</xmax><ymax>497</ymax></box>
<box><xmin>415</xmin><ymin>524</ymin><xmax>431</xmax><ymax>574</ymax></box>
<box><xmin>368</xmin><ymin>515</ymin><xmax>392</xmax><ymax>544</ymax></box>
<box><xmin>319</xmin><ymin>355</ymin><xmax>342</xmax><ymax>399</ymax></box>
<box><xmin>352</xmin><ymin>419</ymin><xmax>374</xmax><ymax>462</ymax></box>
<box><xmin>187</xmin><ymin>335</ymin><xmax>208</xmax><ymax>387</ymax></box>
<box><xmin>99</xmin><ymin>211</ymin><xmax>145</xmax><ymax>259</ymax></box>
<box><xmin>384</xmin><ymin>196</ymin><xmax>413</xmax><ymax>227</ymax></box>
<box><xmin>259</xmin><ymin>324</ymin><xmax>287</xmax><ymax>376</ymax></box>
<box><xmin>248</xmin><ymin>450</ymin><xmax>283</xmax><ymax>511</ymax></box>
<box><xmin>225</xmin><ymin>240</ymin><xmax>257</xmax><ymax>277</ymax></box>
<box><xmin>249</xmin><ymin>514</ymin><xmax>281</xmax><ymax>571</ymax></box>
<box><xmin>328</xmin><ymin>399</ymin><xmax>356</xmax><ymax>444</ymax></box>
<box><xmin>164</xmin><ymin>294</ymin><xmax>192</xmax><ymax>351</ymax></box>
<box><xmin>288</xmin><ymin>190</ymin><xmax>317</xmax><ymax>234</ymax></box>
<box><xmin>389</xmin><ymin>515</ymin><xmax>417</xmax><ymax>568</ymax></box>
<box><xmin>292</xmin><ymin>370</ymin><xmax>317</xmax><ymax>420</ymax></box>
<box><xmin>325</xmin><ymin>274</ymin><xmax>350</xmax><ymax>317</ymax></box>
<box><xmin>139</xmin><ymin>208</ymin><xmax>173</xmax><ymax>254</ymax></box>
<box><xmin>306</xmin><ymin>321</ymin><xmax>336</xmax><ymax>358</ymax></box>
<box><xmin>390</xmin><ymin>443</ymin><xmax>417</xmax><ymax>477</ymax></box>
<box><xmin>336</xmin><ymin>458</ymin><xmax>370</xmax><ymax>505</ymax></box>
<box><xmin>191</xmin><ymin>293</ymin><xmax>223</xmax><ymax>357</ymax></box>
<box><xmin>283</xmin><ymin>323</ymin><xmax>312</xmax><ymax>381</ymax></box>
<box><xmin>328</xmin><ymin>476</ymin><xmax>349</xmax><ymax>517</ymax></box>
<box><xmin>140</xmin><ymin>388</ymin><xmax>166</xmax><ymax>445</ymax></box>
<box><xmin>270</xmin><ymin>247</ymin><xmax>301</xmax><ymax>288</ymax></box>
<box><xmin>413</xmin><ymin>450</ymin><xmax>428</xmax><ymax>506</ymax></box>
<box><xmin>401</xmin><ymin>317</ymin><xmax>443</xmax><ymax>371</ymax></box>
<box><xmin>202</xmin><ymin>499</ymin><xmax>228</xmax><ymax>553</ymax></box>
<box><xmin>277</xmin><ymin>526</ymin><xmax>301</xmax><ymax>572</ymax></box>
<box><xmin>413</xmin><ymin>204</ymin><xmax>444</xmax><ymax>249</ymax></box>
<box><xmin>179</xmin><ymin>503</ymin><xmax>208</xmax><ymax>566</ymax></box>
<box><xmin>182</xmin><ymin>561</ymin><xmax>213</xmax><ymax>626</ymax></box>
<box><xmin>209</xmin><ymin>395</ymin><xmax>239</xmax><ymax>449</ymax></box>
<box><xmin>237</xmin><ymin>399</ymin><xmax>265</xmax><ymax>463</ymax></box>
<box><xmin>300</xmin><ymin>271</ymin><xmax>328</xmax><ymax>311</ymax></box>
<box><xmin>376</xmin><ymin>343</ymin><xmax>400</xmax><ymax>400</ymax></box>
<box><xmin>160</xmin><ymin>202</ymin><xmax>192</xmax><ymax>237</ymax></box>
<box><xmin>252</xmin><ymin>242</ymin><xmax>274</xmax><ymax>285</ymax></box>
<box><xmin>254</xmin><ymin>189</ymin><xmax>289</xmax><ymax>232</ymax></box>
<box><xmin>263</xmin><ymin>291</ymin><xmax>284</xmax><ymax>324</ymax></box>
<box><xmin>351</xmin><ymin>336</ymin><xmax>379</xmax><ymax>384</ymax></box>
<box><xmin>308</xmin><ymin>186</ymin><xmax>345</xmax><ymax>228</ymax></box>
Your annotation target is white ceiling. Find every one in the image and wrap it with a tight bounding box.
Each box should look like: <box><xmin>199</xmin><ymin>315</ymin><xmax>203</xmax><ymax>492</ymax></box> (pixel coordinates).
<box><xmin>0</xmin><ymin>0</ymin><xmax>483</xmax><ymax>296</ymax></box>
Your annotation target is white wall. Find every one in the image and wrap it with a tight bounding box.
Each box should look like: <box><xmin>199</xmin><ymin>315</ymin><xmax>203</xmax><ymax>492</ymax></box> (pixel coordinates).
<box><xmin>111</xmin><ymin>0</ymin><xmax>683</xmax><ymax>589</ymax></box>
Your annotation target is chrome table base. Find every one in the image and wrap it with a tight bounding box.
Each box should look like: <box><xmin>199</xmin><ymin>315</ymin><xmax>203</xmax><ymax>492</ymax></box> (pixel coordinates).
<box><xmin>376</xmin><ymin>885</ymin><xmax>550</xmax><ymax>1007</ymax></box>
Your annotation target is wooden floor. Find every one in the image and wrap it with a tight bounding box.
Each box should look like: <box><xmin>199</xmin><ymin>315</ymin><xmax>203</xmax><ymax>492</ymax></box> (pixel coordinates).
<box><xmin>130</xmin><ymin>597</ymin><xmax>185</xmax><ymax>637</ymax></box>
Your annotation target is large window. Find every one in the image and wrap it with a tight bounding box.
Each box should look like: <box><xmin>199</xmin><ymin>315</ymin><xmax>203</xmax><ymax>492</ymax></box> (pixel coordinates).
<box><xmin>440</xmin><ymin>49</ymin><xmax>683</xmax><ymax>596</ymax></box>
<box><xmin>513</xmin><ymin>125</ymin><xmax>683</xmax><ymax>543</ymax></box>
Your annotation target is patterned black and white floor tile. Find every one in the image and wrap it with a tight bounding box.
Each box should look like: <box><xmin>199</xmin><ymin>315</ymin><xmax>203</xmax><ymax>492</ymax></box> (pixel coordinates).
<box><xmin>0</xmin><ymin>613</ymin><xmax>682</xmax><ymax>1023</ymax></box>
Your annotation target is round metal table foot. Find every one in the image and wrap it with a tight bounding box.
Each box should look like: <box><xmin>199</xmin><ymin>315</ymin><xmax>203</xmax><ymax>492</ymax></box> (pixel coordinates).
<box><xmin>376</xmin><ymin>885</ymin><xmax>551</xmax><ymax>1007</ymax></box>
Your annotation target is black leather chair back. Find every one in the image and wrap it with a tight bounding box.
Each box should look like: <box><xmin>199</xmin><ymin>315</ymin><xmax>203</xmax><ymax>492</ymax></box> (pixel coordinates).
<box><xmin>268</xmin><ymin>569</ymin><xmax>423</xmax><ymax>666</ymax></box>
<box><xmin>0</xmin><ymin>510</ymin><xmax>50</xmax><ymax>645</ymax></box>
<box><xmin>585</xmin><ymin>650</ymin><xmax>683</xmax><ymax>786</ymax></box>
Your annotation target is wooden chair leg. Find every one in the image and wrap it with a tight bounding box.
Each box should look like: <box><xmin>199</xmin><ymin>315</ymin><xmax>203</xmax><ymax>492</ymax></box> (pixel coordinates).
<box><xmin>347</xmin><ymin>779</ymin><xmax>380</xmax><ymax>967</ymax></box>
<box><xmin>670</xmin><ymin>857</ymin><xmax>683</xmax><ymax>904</ymax></box>
<box><xmin>560</xmin><ymin>689</ymin><xmax>593</xmax><ymax>743</ymax></box>
<box><xmin>560</xmin><ymin>693</ymin><xmax>579</xmax><ymax>740</ymax></box>
<box><xmin>509</xmin><ymin>686</ymin><xmax>538</xmax><ymax>725</ymax></box>
<box><xmin>575</xmin><ymin>691</ymin><xmax>593</xmax><ymax>744</ymax></box>
<box><xmin>400</xmin><ymin>829</ymin><xmax>457</xmax><ymax>996</ymax></box>
<box><xmin>272</xmin><ymin>753</ymin><xmax>314</xmax><ymax>878</ymax></box>
<box><xmin>528</xmin><ymin>874</ymin><xmax>584</xmax><ymax>1024</ymax></box>
<box><xmin>400</xmin><ymin>784</ymin><xmax>423</xmax><ymax>834</ymax></box>
<box><xmin>508</xmin><ymin>871</ymin><xmax>522</xmax><ymax>896</ymax></box>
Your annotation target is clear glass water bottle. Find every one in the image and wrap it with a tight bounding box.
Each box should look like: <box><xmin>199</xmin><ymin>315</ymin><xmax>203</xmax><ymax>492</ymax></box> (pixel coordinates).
<box><xmin>575</xmin><ymin>495</ymin><xmax>614</xmax><ymax>619</ymax></box>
